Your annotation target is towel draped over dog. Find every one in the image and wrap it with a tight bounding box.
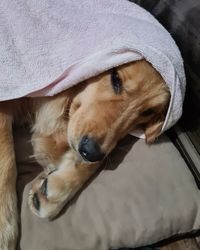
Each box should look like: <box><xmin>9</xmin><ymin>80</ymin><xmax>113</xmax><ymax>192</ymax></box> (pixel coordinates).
<box><xmin>0</xmin><ymin>0</ymin><xmax>186</xmax><ymax>134</ymax></box>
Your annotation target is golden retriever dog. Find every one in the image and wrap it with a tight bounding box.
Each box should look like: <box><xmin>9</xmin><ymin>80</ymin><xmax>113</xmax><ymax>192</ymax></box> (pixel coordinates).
<box><xmin>0</xmin><ymin>59</ymin><xmax>170</xmax><ymax>249</ymax></box>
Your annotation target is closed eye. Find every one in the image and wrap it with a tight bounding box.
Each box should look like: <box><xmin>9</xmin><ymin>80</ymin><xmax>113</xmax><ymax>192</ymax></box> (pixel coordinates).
<box><xmin>111</xmin><ymin>68</ymin><xmax>122</xmax><ymax>94</ymax></box>
<box><xmin>141</xmin><ymin>108</ymin><xmax>155</xmax><ymax>116</ymax></box>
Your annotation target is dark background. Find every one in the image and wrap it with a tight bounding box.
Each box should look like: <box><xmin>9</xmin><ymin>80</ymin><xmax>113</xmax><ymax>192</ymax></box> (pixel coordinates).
<box><xmin>129</xmin><ymin>0</ymin><xmax>200</xmax><ymax>155</ymax></box>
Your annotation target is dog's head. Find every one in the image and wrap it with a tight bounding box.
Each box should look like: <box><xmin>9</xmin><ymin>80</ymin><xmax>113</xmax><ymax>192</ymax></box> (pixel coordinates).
<box><xmin>67</xmin><ymin>60</ymin><xmax>170</xmax><ymax>162</ymax></box>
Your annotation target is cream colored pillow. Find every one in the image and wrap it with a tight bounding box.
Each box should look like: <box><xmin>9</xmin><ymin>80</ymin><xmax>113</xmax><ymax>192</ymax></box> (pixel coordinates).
<box><xmin>15</xmin><ymin>130</ymin><xmax>200</xmax><ymax>250</ymax></box>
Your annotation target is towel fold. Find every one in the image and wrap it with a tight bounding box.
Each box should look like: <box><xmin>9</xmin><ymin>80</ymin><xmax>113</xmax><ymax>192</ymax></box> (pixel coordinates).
<box><xmin>0</xmin><ymin>0</ymin><xmax>186</xmax><ymax>134</ymax></box>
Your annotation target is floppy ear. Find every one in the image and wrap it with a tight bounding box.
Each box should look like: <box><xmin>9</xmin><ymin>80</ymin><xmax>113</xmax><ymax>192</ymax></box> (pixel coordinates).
<box><xmin>143</xmin><ymin>86</ymin><xmax>170</xmax><ymax>144</ymax></box>
<box><xmin>145</xmin><ymin>120</ymin><xmax>163</xmax><ymax>144</ymax></box>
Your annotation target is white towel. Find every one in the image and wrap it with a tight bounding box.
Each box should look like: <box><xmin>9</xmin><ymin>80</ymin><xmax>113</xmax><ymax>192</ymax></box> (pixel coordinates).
<box><xmin>0</xmin><ymin>0</ymin><xmax>186</xmax><ymax>134</ymax></box>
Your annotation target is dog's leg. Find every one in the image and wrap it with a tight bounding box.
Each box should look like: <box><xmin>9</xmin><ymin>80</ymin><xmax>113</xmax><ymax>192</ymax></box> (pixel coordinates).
<box><xmin>31</xmin><ymin>132</ymin><xmax>69</xmax><ymax>171</ymax></box>
<box><xmin>30</xmin><ymin>94</ymin><xmax>70</xmax><ymax>170</ymax></box>
<box><xmin>0</xmin><ymin>111</ymin><xmax>18</xmax><ymax>250</ymax></box>
<box><xmin>29</xmin><ymin>149</ymin><xmax>100</xmax><ymax>218</ymax></box>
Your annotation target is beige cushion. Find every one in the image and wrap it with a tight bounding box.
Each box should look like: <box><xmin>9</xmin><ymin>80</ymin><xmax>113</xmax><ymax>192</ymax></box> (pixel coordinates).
<box><xmin>15</xmin><ymin>129</ymin><xmax>200</xmax><ymax>250</ymax></box>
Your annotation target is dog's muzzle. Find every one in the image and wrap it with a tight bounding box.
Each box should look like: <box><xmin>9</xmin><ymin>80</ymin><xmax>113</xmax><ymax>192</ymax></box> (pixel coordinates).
<box><xmin>78</xmin><ymin>136</ymin><xmax>105</xmax><ymax>162</ymax></box>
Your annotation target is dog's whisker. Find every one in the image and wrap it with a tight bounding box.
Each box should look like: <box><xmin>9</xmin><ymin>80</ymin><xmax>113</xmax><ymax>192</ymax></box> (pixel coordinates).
<box><xmin>29</xmin><ymin>153</ymin><xmax>46</xmax><ymax>159</ymax></box>
<box><xmin>29</xmin><ymin>154</ymin><xmax>36</xmax><ymax>159</ymax></box>
<box><xmin>25</xmin><ymin>158</ymin><xmax>38</xmax><ymax>163</ymax></box>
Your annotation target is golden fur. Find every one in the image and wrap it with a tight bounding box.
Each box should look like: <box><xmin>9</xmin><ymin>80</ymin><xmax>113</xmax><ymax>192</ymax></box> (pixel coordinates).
<box><xmin>0</xmin><ymin>60</ymin><xmax>170</xmax><ymax>249</ymax></box>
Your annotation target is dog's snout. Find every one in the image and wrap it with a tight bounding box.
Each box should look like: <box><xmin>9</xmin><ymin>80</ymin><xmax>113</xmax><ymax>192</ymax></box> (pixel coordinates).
<box><xmin>78</xmin><ymin>136</ymin><xmax>105</xmax><ymax>162</ymax></box>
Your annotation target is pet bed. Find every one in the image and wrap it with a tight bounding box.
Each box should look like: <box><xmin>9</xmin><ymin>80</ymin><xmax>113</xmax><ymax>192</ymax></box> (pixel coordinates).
<box><xmin>15</xmin><ymin>129</ymin><xmax>200</xmax><ymax>250</ymax></box>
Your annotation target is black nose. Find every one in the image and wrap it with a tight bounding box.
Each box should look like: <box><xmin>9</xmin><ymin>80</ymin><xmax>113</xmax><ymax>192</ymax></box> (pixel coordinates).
<box><xmin>78</xmin><ymin>136</ymin><xmax>105</xmax><ymax>162</ymax></box>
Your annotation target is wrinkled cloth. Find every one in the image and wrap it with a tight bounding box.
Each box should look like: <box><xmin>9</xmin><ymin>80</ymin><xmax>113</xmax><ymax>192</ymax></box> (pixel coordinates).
<box><xmin>0</xmin><ymin>0</ymin><xmax>186</xmax><ymax>133</ymax></box>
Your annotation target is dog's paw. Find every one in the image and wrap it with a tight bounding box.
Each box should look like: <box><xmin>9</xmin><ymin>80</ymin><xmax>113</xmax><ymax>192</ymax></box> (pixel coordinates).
<box><xmin>28</xmin><ymin>171</ymin><xmax>75</xmax><ymax>219</ymax></box>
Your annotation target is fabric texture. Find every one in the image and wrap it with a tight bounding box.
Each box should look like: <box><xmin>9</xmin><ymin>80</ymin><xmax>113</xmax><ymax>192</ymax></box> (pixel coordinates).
<box><xmin>131</xmin><ymin>0</ymin><xmax>200</xmax><ymax>159</ymax></box>
<box><xmin>0</xmin><ymin>0</ymin><xmax>185</xmax><ymax>134</ymax></box>
<box><xmin>15</xmin><ymin>129</ymin><xmax>200</xmax><ymax>250</ymax></box>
